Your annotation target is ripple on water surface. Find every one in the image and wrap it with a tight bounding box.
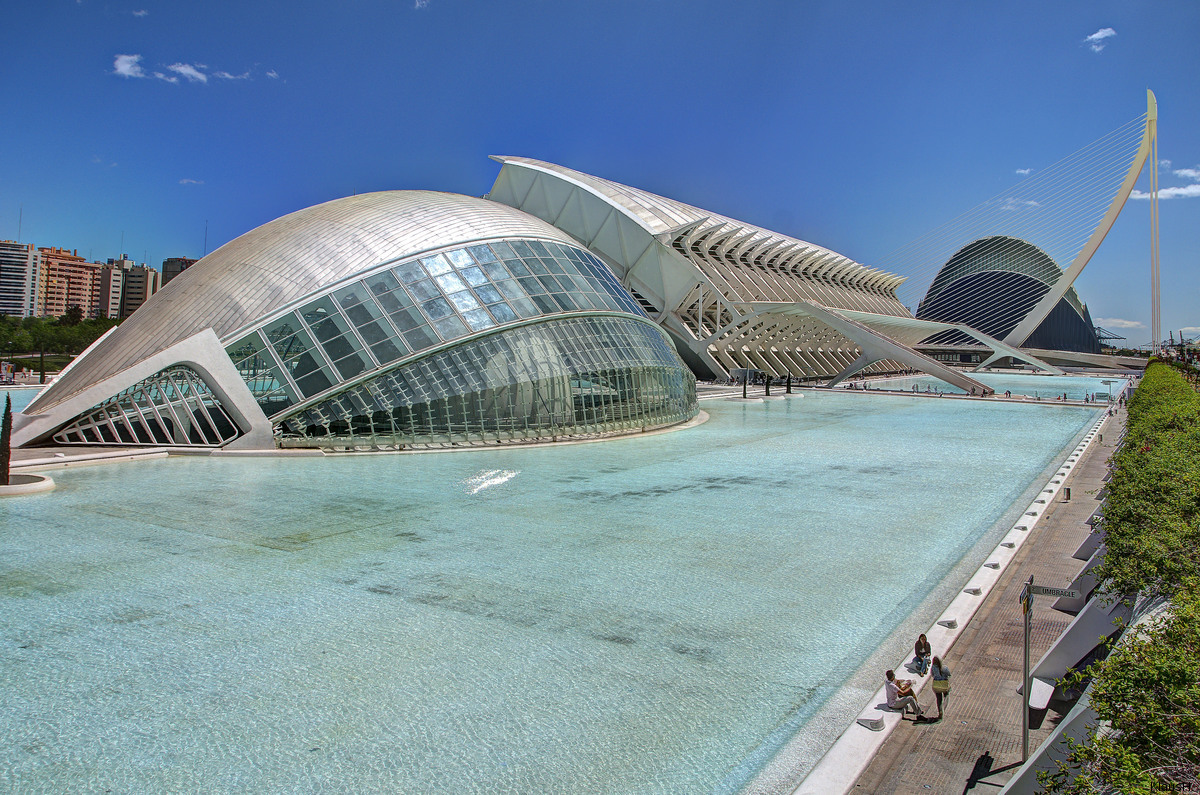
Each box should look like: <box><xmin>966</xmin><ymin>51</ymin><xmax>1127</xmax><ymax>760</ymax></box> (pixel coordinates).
<box><xmin>0</xmin><ymin>392</ymin><xmax>1098</xmax><ymax>793</ymax></box>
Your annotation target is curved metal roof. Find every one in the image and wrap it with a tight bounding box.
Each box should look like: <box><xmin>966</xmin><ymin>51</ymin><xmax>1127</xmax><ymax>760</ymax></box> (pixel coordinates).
<box><xmin>28</xmin><ymin>190</ymin><xmax>579</xmax><ymax>414</ymax></box>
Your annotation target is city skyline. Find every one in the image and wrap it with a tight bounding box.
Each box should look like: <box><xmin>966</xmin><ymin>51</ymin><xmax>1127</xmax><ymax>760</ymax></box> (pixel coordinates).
<box><xmin>3</xmin><ymin>0</ymin><xmax>1197</xmax><ymax>345</ymax></box>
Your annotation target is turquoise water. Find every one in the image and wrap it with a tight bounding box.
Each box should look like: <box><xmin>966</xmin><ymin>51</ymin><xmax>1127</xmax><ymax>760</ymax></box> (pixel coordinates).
<box><xmin>1</xmin><ymin>388</ymin><xmax>38</xmax><ymax>413</ymax></box>
<box><xmin>868</xmin><ymin>372</ymin><xmax>1128</xmax><ymax>401</ymax></box>
<box><xmin>1</xmin><ymin>393</ymin><xmax>1098</xmax><ymax>793</ymax></box>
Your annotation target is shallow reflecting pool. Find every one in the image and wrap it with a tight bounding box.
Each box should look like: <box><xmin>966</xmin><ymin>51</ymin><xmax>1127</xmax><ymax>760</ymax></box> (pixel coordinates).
<box><xmin>868</xmin><ymin>372</ymin><xmax>1128</xmax><ymax>401</ymax></box>
<box><xmin>0</xmin><ymin>392</ymin><xmax>1098</xmax><ymax>793</ymax></box>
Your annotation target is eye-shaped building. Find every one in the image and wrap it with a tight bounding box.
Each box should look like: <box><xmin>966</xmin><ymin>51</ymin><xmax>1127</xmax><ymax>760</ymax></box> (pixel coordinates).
<box><xmin>14</xmin><ymin>191</ymin><xmax>699</xmax><ymax>451</ymax></box>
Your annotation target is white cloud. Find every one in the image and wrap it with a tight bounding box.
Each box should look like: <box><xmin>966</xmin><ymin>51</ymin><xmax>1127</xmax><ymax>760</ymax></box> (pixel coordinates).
<box><xmin>1016</xmin><ymin>168</ymin><xmax>1032</xmax><ymax>176</ymax></box>
<box><xmin>1180</xmin><ymin>326</ymin><xmax>1200</xmax><ymax>337</ymax></box>
<box><xmin>1094</xmin><ymin>317</ymin><xmax>1144</xmax><ymax>329</ymax></box>
<box><xmin>1173</xmin><ymin>167</ymin><xmax>1200</xmax><ymax>180</ymax></box>
<box><xmin>1085</xmin><ymin>27</ymin><xmax>1116</xmax><ymax>52</ymax></box>
<box><xmin>113</xmin><ymin>54</ymin><xmax>146</xmax><ymax>78</ymax></box>
<box><xmin>1000</xmin><ymin>197</ymin><xmax>1040</xmax><ymax>211</ymax></box>
<box><xmin>414</xmin><ymin>0</ymin><xmax>430</xmax><ymax>7</ymax></box>
<box><xmin>132</xmin><ymin>9</ymin><xmax>148</xmax><ymax>16</ymax></box>
<box><xmin>1131</xmin><ymin>184</ymin><xmax>1200</xmax><ymax>200</ymax></box>
<box><xmin>214</xmin><ymin>70</ymin><xmax>250</xmax><ymax>80</ymax></box>
<box><xmin>167</xmin><ymin>63</ymin><xmax>208</xmax><ymax>83</ymax></box>
<box><xmin>266</xmin><ymin>69</ymin><xmax>279</xmax><ymax>79</ymax></box>
<box><xmin>152</xmin><ymin>71</ymin><xmax>179</xmax><ymax>83</ymax></box>
<box><xmin>1160</xmin><ymin>159</ymin><xmax>1173</xmax><ymax>168</ymax></box>
<box><xmin>179</xmin><ymin>178</ymin><xmax>204</xmax><ymax>185</ymax></box>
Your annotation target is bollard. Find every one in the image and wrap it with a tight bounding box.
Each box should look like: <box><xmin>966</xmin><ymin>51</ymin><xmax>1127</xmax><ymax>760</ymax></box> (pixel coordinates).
<box><xmin>786</xmin><ymin>374</ymin><xmax>792</xmax><ymax>394</ymax></box>
<box><xmin>1063</xmin><ymin>486</ymin><xmax>1071</xmax><ymax>502</ymax></box>
<box><xmin>765</xmin><ymin>377</ymin><xmax>771</xmax><ymax>397</ymax></box>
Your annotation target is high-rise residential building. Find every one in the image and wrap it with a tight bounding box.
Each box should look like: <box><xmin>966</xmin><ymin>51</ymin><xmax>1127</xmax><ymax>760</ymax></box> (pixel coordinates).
<box><xmin>0</xmin><ymin>240</ymin><xmax>39</xmax><ymax>317</ymax></box>
<box><xmin>100</xmin><ymin>255</ymin><xmax>160</xmax><ymax>319</ymax></box>
<box><xmin>161</xmin><ymin>257</ymin><xmax>198</xmax><ymax>285</ymax></box>
<box><xmin>37</xmin><ymin>247</ymin><xmax>104</xmax><ymax>318</ymax></box>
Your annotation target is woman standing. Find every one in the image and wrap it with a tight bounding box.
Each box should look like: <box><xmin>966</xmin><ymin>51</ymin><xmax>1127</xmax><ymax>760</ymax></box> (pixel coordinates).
<box><xmin>930</xmin><ymin>656</ymin><xmax>951</xmax><ymax>720</ymax></box>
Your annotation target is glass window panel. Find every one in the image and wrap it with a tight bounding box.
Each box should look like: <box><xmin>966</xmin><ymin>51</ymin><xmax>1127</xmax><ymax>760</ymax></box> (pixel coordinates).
<box><xmin>490</xmin><ymin>241</ymin><xmax>516</xmax><ymax>259</ymax></box>
<box><xmin>403</xmin><ymin>325</ymin><xmax>438</xmax><ymax>351</ymax></box>
<box><xmin>542</xmin><ymin>257</ymin><xmax>564</xmax><ymax>274</ymax></box>
<box><xmin>263</xmin><ymin>315</ymin><xmax>301</xmax><ymax>345</ymax></box>
<box><xmin>421</xmin><ymin>297</ymin><xmax>455</xmax><ymax>321</ymax></box>
<box><xmin>459</xmin><ymin>266</ymin><xmax>489</xmax><ymax>287</ymax></box>
<box><xmin>389</xmin><ymin>306</ymin><xmax>426</xmax><ymax>332</ymax></box>
<box><xmin>467</xmin><ymin>244</ymin><xmax>497</xmax><ymax>263</ymax></box>
<box><xmin>527</xmin><ymin>240</ymin><xmax>550</xmax><ymax>257</ymax></box>
<box><xmin>343</xmin><ymin>296</ymin><xmax>383</xmax><ymax>329</ymax></box>
<box><xmin>495</xmin><ymin>279</ymin><xmax>526</xmax><ymax>301</ymax></box>
<box><xmin>295</xmin><ymin>365</ymin><xmax>333</xmax><ymax>397</ymax></box>
<box><xmin>435</xmin><ymin>272</ymin><xmax>467</xmax><ymax>293</ymax></box>
<box><xmin>310</xmin><ymin>315</ymin><xmax>350</xmax><ymax>343</ymax></box>
<box><xmin>375</xmin><ymin>287</ymin><xmax>412</xmax><ymax>314</ymax></box>
<box><xmin>510</xmin><ymin>240</ymin><xmax>535</xmax><ymax>258</ymax></box>
<box><xmin>321</xmin><ymin>331</ymin><xmax>361</xmax><ymax>362</ymax></box>
<box><xmin>370</xmin><ymin>338</ymin><xmax>407</xmax><ymax>364</ymax></box>
<box><xmin>531</xmin><ymin>294</ymin><xmax>559</xmax><ymax>314</ymax></box>
<box><xmin>524</xmin><ymin>257</ymin><xmax>548</xmax><ymax>275</ymax></box>
<box><xmin>420</xmin><ymin>253</ymin><xmax>452</xmax><ymax>276</ymax></box>
<box><xmin>366</xmin><ymin>270</ymin><xmax>400</xmax><ymax>295</ymax></box>
<box><xmin>474</xmin><ymin>284</ymin><xmax>503</xmax><ymax>304</ymax></box>
<box><xmin>334</xmin><ymin>351</ymin><xmax>369</xmax><ymax>380</ymax></box>
<box><xmin>447</xmin><ymin>290</ymin><xmax>481</xmax><ymax>312</ymax></box>
<box><xmin>432</xmin><ymin>315</ymin><xmax>468</xmax><ymax>340</ymax></box>
<box><xmin>481</xmin><ymin>260</ymin><xmax>510</xmax><ymax>281</ymax></box>
<box><xmin>408</xmin><ymin>279</ymin><xmax>440</xmax><ymax>301</ymax></box>
<box><xmin>505</xmin><ymin>258</ymin><xmax>530</xmax><ymax>277</ymax></box>
<box><xmin>333</xmin><ymin>284</ymin><xmax>368</xmax><ymax>309</ymax></box>
<box><xmin>446</xmin><ymin>249</ymin><xmax>472</xmax><ymax>268</ymax></box>
<box><xmin>271</xmin><ymin>328</ymin><xmax>315</xmax><ymax>361</ymax></box>
<box><xmin>518</xmin><ymin>276</ymin><xmax>545</xmax><ymax>295</ymax></box>
<box><xmin>300</xmin><ymin>295</ymin><xmax>339</xmax><ymax>326</ymax></box>
<box><xmin>538</xmin><ymin>274</ymin><xmax>564</xmax><ymax>293</ymax></box>
<box><xmin>226</xmin><ymin>333</ymin><xmax>264</xmax><ymax>364</ymax></box>
<box><xmin>553</xmin><ymin>293</ymin><xmax>580</xmax><ymax>312</ymax></box>
<box><xmin>393</xmin><ymin>261</ymin><xmax>426</xmax><ymax>284</ymax></box>
<box><xmin>488</xmin><ymin>302</ymin><xmax>518</xmax><ymax>323</ymax></box>
<box><xmin>462</xmin><ymin>309</ymin><xmax>495</xmax><ymax>331</ymax></box>
<box><xmin>356</xmin><ymin>319</ymin><xmax>391</xmax><ymax>346</ymax></box>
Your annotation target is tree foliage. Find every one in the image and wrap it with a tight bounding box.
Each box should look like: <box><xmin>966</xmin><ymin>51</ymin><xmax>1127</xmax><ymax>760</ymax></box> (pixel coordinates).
<box><xmin>1042</xmin><ymin>364</ymin><xmax>1200</xmax><ymax>793</ymax></box>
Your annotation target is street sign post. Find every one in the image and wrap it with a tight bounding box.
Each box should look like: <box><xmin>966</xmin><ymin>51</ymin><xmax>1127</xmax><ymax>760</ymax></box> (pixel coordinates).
<box><xmin>1018</xmin><ymin>576</ymin><xmax>1082</xmax><ymax>761</ymax></box>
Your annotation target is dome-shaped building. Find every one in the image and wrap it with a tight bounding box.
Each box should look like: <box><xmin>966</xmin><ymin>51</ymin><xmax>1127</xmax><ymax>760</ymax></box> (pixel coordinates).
<box><xmin>915</xmin><ymin>236</ymin><xmax>1102</xmax><ymax>353</ymax></box>
<box><xmin>15</xmin><ymin>191</ymin><xmax>697</xmax><ymax>451</ymax></box>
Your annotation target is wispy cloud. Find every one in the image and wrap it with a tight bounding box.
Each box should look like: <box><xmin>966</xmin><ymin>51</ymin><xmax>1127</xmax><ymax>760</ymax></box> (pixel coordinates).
<box><xmin>132</xmin><ymin>9</ymin><xmax>148</xmax><ymax>16</ymax></box>
<box><xmin>92</xmin><ymin>155</ymin><xmax>117</xmax><ymax>168</ymax></box>
<box><xmin>113</xmin><ymin>54</ymin><xmax>273</xmax><ymax>84</ymax></box>
<box><xmin>1159</xmin><ymin>158</ymin><xmax>1173</xmax><ymax>168</ymax></box>
<box><xmin>1173</xmin><ymin>166</ymin><xmax>1200</xmax><ymax>180</ymax></box>
<box><xmin>1180</xmin><ymin>326</ymin><xmax>1200</xmax><ymax>337</ymax></box>
<box><xmin>1094</xmin><ymin>317</ymin><xmax>1144</xmax><ymax>329</ymax></box>
<box><xmin>1000</xmin><ymin>198</ymin><xmax>1040</xmax><ymax>211</ymax></box>
<box><xmin>1085</xmin><ymin>27</ymin><xmax>1116</xmax><ymax>52</ymax></box>
<box><xmin>414</xmin><ymin>0</ymin><xmax>430</xmax><ymax>8</ymax></box>
<box><xmin>179</xmin><ymin>178</ymin><xmax>204</xmax><ymax>185</ymax></box>
<box><xmin>1131</xmin><ymin>184</ymin><xmax>1200</xmax><ymax>200</ymax></box>
<box><xmin>113</xmin><ymin>54</ymin><xmax>146</xmax><ymax>78</ymax></box>
<box><xmin>1016</xmin><ymin>168</ymin><xmax>1032</xmax><ymax>176</ymax></box>
<box><xmin>167</xmin><ymin>63</ymin><xmax>207</xmax><ymax>83</ymax></box>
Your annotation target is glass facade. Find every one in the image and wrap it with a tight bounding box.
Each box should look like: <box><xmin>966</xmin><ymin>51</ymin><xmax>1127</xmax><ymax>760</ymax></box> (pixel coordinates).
<box><xmin>276</xmin><ymin>316</ymin><xmax>697</xmax><ymax>449</ymax></box>
<box><xmin>225</xmin><ymin>239</ymin><xmax>648</xmax><ymax>419</ymax></box>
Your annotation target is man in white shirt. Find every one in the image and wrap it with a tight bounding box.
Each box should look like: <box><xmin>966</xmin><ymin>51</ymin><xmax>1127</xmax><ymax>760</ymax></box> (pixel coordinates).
<box><xmin>885</xmin><ymin>669</ymin><xmax>924</xmax><ymax>718</ymax></box>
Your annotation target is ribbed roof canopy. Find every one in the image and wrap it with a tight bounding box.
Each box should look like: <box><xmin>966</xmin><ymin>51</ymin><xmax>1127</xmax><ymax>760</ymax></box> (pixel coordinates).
<box><xmin>29</xmin><ymin>191</ymin><xmax>578</xmax><ymax>413</ymax></box>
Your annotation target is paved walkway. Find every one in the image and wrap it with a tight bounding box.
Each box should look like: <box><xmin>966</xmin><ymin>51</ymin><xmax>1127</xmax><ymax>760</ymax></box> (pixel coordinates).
<box><xmin>852</xmin><ymin>404</ymin><xmax>1125</xmax><ymax>793</ymax></box>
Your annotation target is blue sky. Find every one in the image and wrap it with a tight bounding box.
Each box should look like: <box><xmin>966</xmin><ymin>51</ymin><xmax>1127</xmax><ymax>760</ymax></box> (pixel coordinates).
<box><xmin>3</xmin><ymin>1</ymin><xmax>1197</xmax><ymax>345</ymax></box>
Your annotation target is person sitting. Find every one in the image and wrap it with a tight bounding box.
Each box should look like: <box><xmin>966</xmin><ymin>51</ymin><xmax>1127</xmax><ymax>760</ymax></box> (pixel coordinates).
<box><xmin>913</xmin><ymin>633</ymin><xmax>932</xmax><ymax>676</ymax></box>
<box><xmin>885</xmin><ymin>670</ymin><xmax>923</xmax><ymax>718</ymax></box>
